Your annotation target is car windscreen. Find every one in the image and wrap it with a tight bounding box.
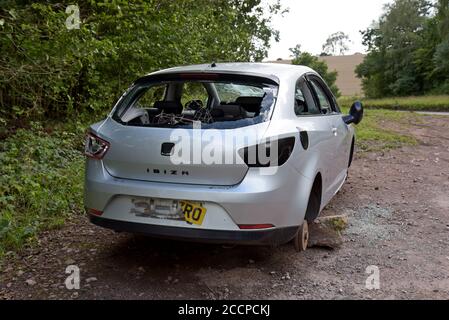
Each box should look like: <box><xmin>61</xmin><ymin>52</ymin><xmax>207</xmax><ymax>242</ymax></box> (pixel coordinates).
<box><xmin>111</xmin><ymin>74</ymin><xmax>278</xmax><ymax>129</ymax></box>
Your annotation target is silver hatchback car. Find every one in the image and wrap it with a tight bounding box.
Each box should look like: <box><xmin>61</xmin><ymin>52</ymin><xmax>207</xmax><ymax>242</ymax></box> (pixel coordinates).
<box><xmin>84</xmin><ymin>63</ymin><xmax>363</xmax><ymax>251</ymax></box>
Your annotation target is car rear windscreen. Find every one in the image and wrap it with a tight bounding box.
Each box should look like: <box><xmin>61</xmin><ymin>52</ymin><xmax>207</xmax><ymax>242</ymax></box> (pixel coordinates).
<box><xmin>111</xmin><ymin>74</ymin><xmax>278</xmax><ymax>129</ymax></box>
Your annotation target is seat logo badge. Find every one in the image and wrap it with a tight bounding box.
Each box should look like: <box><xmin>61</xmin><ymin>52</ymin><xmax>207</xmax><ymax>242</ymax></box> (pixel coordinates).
<box><xmin>161</xmin><ymin>142</ymin><xmax>175</xmax><ymax>156</ymax></box>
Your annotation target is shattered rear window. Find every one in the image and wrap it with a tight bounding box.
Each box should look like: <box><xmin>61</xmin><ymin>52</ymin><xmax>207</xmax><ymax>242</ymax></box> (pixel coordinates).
<box><xmin>214</xmin><ymin>83</ymin><xmax>266</xmax><ymax>104</ymax></box>
<box><xmin>112</xmin><ymin>76</ymin><xmax>278</xmax><ymax>129</ymax></box>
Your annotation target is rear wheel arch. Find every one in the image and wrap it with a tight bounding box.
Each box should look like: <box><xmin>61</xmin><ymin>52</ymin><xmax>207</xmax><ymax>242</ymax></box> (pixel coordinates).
<box><xmin>304</xmin><ymin>173</ymin><xmax>322</xmax><ymax>223</ymax></box>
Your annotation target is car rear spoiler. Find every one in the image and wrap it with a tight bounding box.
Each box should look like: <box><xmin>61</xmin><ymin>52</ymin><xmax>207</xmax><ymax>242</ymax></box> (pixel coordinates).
<box><xmin>134</xmin><ymin>71</ymin><xmax>280</xmax><ymax>87</ymax></box>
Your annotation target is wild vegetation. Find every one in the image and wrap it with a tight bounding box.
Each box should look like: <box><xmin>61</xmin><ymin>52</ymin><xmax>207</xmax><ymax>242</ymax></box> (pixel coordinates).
<box><xmin>0</xmin><ymin>122</ymin><xmax>85</xmax><ymax>257</ymax></box>
<box><xmin>356</xmin><ymin>0</ymin><xmax>449</xmax><ymax>98</ymax></box>
<box><xmin>339</xmin><ymin>95</ymin><xmax>449</xmax><ymax>111</ymax></box>
<box><xmin>0</xmin><ymin>0</ymin><xmax>284</xmax><ymax>125</ymax></box>
<box><xmin>321</xmin><ymin>31</ymin><xmax>351</xmax><ymax>56</ymax></box>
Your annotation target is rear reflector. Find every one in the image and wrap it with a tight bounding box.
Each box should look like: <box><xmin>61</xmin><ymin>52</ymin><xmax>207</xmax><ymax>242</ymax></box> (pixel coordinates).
<box><xmin>86</xmin><ymin>208</ymin><xmax>103</xmax><ymax>216</ymax></box>
<box><xmin>238</xmin><ymin>224</ymin><xmax>274</xmax><ymax>230</ymax></box>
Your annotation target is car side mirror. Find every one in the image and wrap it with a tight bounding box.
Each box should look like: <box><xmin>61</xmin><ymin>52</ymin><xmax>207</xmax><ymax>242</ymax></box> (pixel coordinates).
<box><xmin>343</xmin><ymin>101</ymin><xmax>364</xmax><ymax>125</ymax></box>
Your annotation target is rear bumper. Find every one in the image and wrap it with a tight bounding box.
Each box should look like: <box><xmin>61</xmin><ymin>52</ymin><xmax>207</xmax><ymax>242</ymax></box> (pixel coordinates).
<box><xmin>84</xmin><ymin>159</ymin><xmax>313</xmax><ymax>229</ymax></box>
<box><xmin>89</xmin><ymin>214</ymin><xmax>297</xmax><ymax>246</ymax></box>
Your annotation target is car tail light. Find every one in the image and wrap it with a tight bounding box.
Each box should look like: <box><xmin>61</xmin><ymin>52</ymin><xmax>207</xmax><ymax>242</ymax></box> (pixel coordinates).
<box><xmin>84</xmin><ymin>132</ymin><xmax>110</xmax><ymax>160</ymax></box>
<box><xmin>86</xmin><ymin>208</ymin><xmax>103</xmax><ymax>216</ymax></box>
<box><xmin>239</xmin><ymin>224</ymin><xmax>275</xmax><ymax>230</ymax></box>
<box><xmin>239</xmin><ymin>137</ymin><xmax>295</xmax><ymax>168</ymax></box>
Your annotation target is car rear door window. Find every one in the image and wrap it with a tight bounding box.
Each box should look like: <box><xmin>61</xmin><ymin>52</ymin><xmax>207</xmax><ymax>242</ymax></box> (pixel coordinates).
<box><xmin>294</xmin><ymin>79</ymin><xmax>320</xmax><ymax>116</ymax></box>
<box><xmin>309</xmin><ymin>80</ymin><xmax>333</xmax><ymax>114</ymax></box>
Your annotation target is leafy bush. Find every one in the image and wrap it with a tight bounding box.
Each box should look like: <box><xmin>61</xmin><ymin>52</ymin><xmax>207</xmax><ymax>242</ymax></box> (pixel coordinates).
<box><xmin>0</xmin><ymin>122</ymin><xmax>85</xmax><ymax>257</ymax></box>
<box><xmin>0</xmin><ymin>0</ymin><xmax>283</xmax><ymax>122</ymax></box>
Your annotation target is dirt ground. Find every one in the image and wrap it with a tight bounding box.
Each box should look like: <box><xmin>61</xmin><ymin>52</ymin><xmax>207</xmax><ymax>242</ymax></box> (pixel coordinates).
<box><xmin>0</xmin><ymin>115</ymin><xmax>448</xmax><ymax>300</ymax></box>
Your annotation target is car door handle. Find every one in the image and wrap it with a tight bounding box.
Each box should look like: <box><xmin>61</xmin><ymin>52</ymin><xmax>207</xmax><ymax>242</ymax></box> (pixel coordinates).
<box><xmin>332</xmin><ymin>127</ymin><xmax>338</xmax><ymax>136</ymax></box>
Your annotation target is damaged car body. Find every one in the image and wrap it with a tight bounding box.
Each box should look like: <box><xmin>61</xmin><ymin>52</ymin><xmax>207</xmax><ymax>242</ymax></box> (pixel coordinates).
<box><xmin>84</xmin><ymin>63</ymin><xmax>363</xmax><ymax>251</ymax></box>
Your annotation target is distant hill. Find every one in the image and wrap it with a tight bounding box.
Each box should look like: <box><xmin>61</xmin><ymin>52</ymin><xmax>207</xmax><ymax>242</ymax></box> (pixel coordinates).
<box><xmin>271</xmin><ymin>53</ymin><xmax>366</xmax><ymax>96</ymax></box>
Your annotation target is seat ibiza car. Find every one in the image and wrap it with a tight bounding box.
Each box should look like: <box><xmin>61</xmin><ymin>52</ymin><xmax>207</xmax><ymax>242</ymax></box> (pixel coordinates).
<box><xmin>84</xmin><ymin>63</ymin><xmax>363</xmax><ymax>251</ymax></box>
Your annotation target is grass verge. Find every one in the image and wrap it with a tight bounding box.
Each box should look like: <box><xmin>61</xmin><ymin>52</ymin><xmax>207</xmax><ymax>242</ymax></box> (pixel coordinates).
<box><xmin>338</xmin><ymin>95</ymin><xmax>449</xmax><ymax>112</ymax></box>
<box><xmin>341</xmin><ymin>107</ymin><xmax>420</xmax><ymax>152</ymax></box>
<box><xmin>0</xmin><ymin>122</ymin><xmax>86</xmax><ymax>259</ymax></box>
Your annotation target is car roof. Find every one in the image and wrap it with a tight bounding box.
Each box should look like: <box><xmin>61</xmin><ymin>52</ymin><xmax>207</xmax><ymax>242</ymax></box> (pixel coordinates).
<box><xmin>148</xmin><ymin>62</ymin><xmax>316</xmax><ymax>83</ymax></box>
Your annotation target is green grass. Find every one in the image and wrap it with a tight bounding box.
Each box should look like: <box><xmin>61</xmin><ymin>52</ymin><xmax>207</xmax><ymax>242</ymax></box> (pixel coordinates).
<box><xmin>338</xmin><ymin>95</ymin><xmax>441</xmax><ymax>151</ymax></box>
<box><xmin>341</xmin><ymin>107</ymin><xmax>419</xmax><ymax>152</ymax></box>
<box><xmin>0</xmin><ymin>122</ymin><xmax>86</xmax><ymax>259</ymax></box>
<box><xmin>338</xmin><ymin>95</ymin><xmax>449</xmax><ymax>112</ymax></box>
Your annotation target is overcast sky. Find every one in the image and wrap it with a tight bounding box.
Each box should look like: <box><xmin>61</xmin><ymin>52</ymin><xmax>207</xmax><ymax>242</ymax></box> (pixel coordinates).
<box><xmin>266</xmin><ymin>0</ymin><xmax>393</xmax><ymax>60</ymax></box>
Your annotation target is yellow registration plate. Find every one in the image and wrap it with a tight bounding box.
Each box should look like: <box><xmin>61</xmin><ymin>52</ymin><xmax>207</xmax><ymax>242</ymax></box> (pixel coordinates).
<box><xmin>180</xmin><ymin>201</ymin><xmax>207</xmax><ymax>226</ymax></box>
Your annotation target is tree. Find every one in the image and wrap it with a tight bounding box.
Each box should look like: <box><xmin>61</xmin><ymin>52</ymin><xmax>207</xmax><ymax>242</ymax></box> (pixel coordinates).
<box><xmin>0</xmin><ymin>0</ymin><xmax>284</xmax><ymax>121</ymax></box>
<box><xmin>289</xmin><ymin>45</ymin><xmax>340</xmax><ymax>97</ymax></box>
<box><xmin>322</xmin><ymin>32</ymin><xmax>351</xmax><ymax>56</ymax></box>
<box><xmin>356</xmin><ymin>0</ymin><xmax>449</xmax><ymax>97</ymax></box>
<box><xmin>432</xmin><ymin>0</ymin><xmax>449</xmax><ymax>92</ymax></box>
